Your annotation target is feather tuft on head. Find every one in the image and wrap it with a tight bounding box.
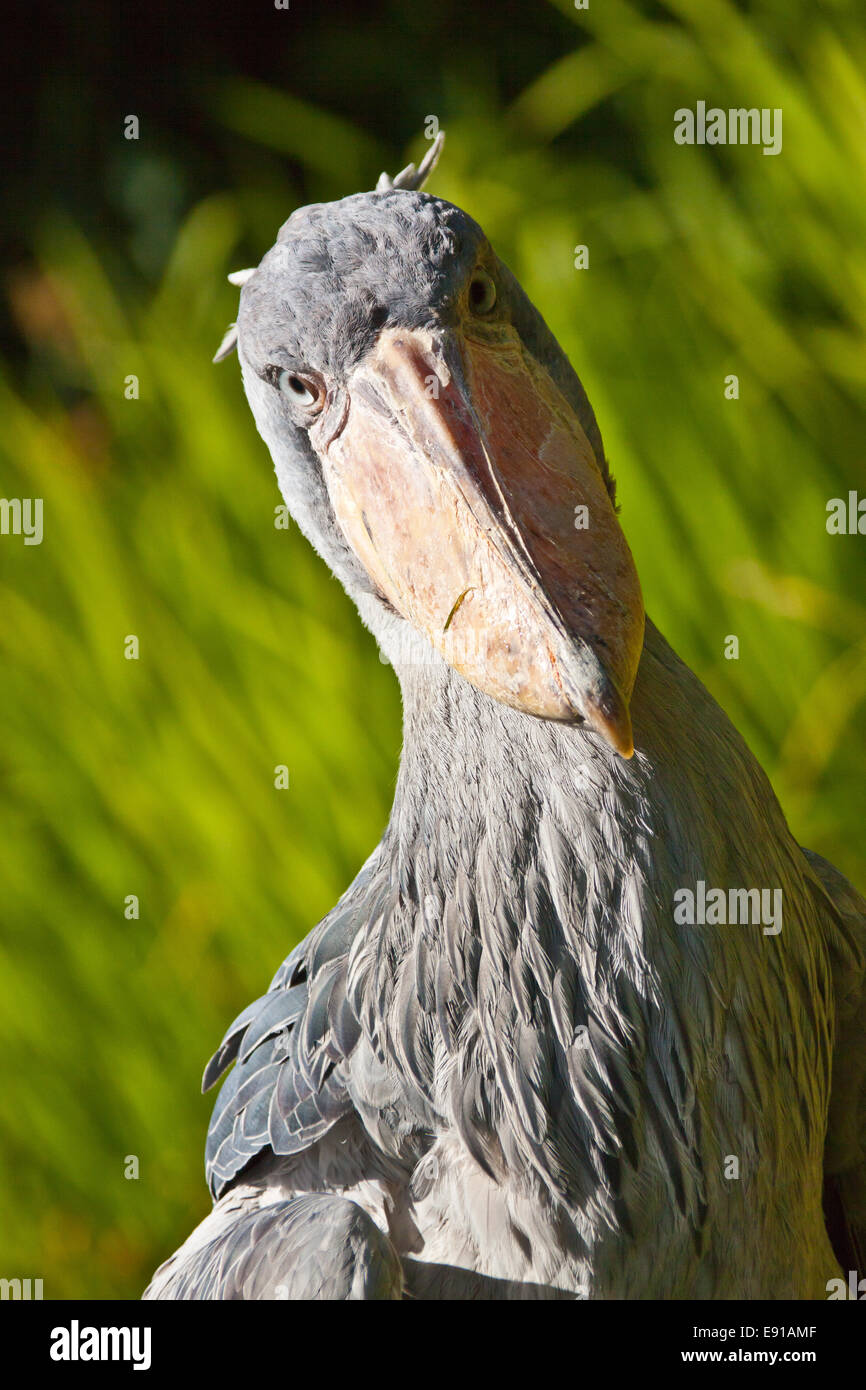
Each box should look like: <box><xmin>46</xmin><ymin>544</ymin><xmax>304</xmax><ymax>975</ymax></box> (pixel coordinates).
<box><xmin>375</xmin><ymin>130</ymin><xmax>445</xmax><ymax>192</ymax></box>
<box><xmin>213</xmin><ymin>131</ymin><xmax>446</xmax><ymax>362</ymax></box>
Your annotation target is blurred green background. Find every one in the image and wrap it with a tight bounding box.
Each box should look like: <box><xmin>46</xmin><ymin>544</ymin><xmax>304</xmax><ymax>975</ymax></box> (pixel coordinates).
<box><xmin>0</xmin><ymin>0</ymin><xmax>864</xmax><ymax>1298</ymax></box>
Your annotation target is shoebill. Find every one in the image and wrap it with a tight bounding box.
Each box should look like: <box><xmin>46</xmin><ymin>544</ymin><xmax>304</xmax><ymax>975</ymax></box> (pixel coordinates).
<box><xmin>145</xmin><ymin>135</ymin><xmax>866</xmax><ymax>1300</ymax></box>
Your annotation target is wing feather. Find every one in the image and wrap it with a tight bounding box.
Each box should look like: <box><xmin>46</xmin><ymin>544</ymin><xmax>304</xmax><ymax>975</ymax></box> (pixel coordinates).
<box><xmin>202</xmin><ymin>855</ymin><xmax>381</xmax><ymax>1197</ymax></box>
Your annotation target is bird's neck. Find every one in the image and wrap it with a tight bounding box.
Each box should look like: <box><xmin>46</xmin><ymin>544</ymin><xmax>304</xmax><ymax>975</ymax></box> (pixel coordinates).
<box><xmin>369</xmin><ymin>611</ymin><xmax>787</xmax><ymax>930</ymax></box>
<box><xmin>390</xmin><ymin>643</ymin><xmax>624</xmax><ymax>864</ymax></box>
<box><xmin>373</xmin><ymin>615</ymin><xmax>672</xmax><ymax>936</ymax></box>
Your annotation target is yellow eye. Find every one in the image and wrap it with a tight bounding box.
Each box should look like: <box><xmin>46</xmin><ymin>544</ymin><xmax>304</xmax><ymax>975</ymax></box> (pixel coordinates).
<box><xmin>468</xmin><ymin>271</ymin><xmax>497</xmax><ymax>315</ymax></box>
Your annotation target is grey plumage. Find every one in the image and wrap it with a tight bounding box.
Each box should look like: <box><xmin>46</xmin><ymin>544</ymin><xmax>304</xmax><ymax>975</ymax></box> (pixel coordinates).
<box><xmin>145</xmin><ymin>138</ymin><xmax>866</xmax><ymax>1300</ymax></box>
<box><xmin>147</xmin><ymin>1188</ymin><xmax>403</xmax><ymax>1300</ymax></box>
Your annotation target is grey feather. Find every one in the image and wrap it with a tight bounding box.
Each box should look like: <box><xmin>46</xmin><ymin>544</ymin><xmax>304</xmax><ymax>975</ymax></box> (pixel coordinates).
<box><xmin>376</xmin><ymin>131</ymin><xmax>445</xmax><ymax>192</ymax></box>
<box><xmin>145</xmin><ymin>1189</ymin><xmax>402</xmax><ymax>1300</ymax></box>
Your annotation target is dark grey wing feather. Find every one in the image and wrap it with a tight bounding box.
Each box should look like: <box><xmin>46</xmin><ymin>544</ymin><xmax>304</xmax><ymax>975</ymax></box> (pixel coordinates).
<box><xmin>804</xmin><ymin>847</ymin><xmax>866</xmax><ymax>1268</ymax></box>
<box><xmin>327</xmin><ymin>968</ymin><xmax>362</xmax><ymax>1055</ymax></box>
<box><xmin>235</xmin><ymin>984</ymin><xmax>307</xmax><ymax>1063</ymax></box>
<box><xmin>203</xmin><ymin>855</ymin><xmax>380</xmax><ymax>1198</ymax></box>
<box><xmin>201</xmin><ymin>995</ymin><xmax>269</xmax><ymax>1092</ymax></box>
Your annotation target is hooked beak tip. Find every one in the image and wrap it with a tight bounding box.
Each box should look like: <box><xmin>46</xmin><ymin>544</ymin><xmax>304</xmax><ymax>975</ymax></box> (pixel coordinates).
<box><xmin>553</xmin><ymin>641</ymin><xmax>636</xmax><ymax>758</ymax></box>
<box><xmin>558</xmin><ymin>657</ymin><xmax>635</xmax><ymax>758</ymax></box>
<box><xmin>595</xmin><ymin>715</ymin><xmax>635</xmax><ymax>760</ymax></box>
<box><xmin>585</xmin><ymin>696</ymin><xmax>635</xmax><ymax>759</ymax></box>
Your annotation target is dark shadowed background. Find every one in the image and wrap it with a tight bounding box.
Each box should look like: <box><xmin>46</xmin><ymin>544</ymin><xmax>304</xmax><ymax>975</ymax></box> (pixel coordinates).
<box><xmin>0</xmin><ymin>0</ymin><xmax>864</xmax><ymax>1297</ymax></box>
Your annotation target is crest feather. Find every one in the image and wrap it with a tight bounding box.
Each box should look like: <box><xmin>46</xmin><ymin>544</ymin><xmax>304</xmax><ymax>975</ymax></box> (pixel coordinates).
<box><xmin>213</xmin><ymin>131</ymin><xmax>446</xmax><ymax>362</ymax></box>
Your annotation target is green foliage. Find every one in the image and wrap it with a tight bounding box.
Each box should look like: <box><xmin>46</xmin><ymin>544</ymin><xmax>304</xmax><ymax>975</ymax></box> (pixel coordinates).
<box><xmin>1</xmin><ymin>0</ymin><xmax>864</xmax><ymax>1297</ymax></box>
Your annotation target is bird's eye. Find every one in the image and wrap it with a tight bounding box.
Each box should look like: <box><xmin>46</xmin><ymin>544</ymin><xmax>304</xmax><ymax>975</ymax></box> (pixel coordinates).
<box><xmin>277</xmin><ymin>369</ymin><xmax>323</xmax><ymax>411</ymax></box>
<box><xmin>468</xmin><ymin>271</ymin><xmax>497</xmax><ymax>315</ymax></box>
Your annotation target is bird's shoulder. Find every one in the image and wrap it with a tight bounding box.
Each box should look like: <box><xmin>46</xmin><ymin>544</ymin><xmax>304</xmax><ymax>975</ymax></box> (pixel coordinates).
<box><xmin>803</xmin><ymin>846</ymin><xmax>866</xmax><ymax>1272</ymax></box>
<box><xmin>802</xmin><ymin>846</ymin><xmax>866</xmax><ymax>1008</ymax></box>
<box><xmin>203</xmin><ymin>852</ymin><xmax>382</xmax><ymax>1199</ymax></box>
